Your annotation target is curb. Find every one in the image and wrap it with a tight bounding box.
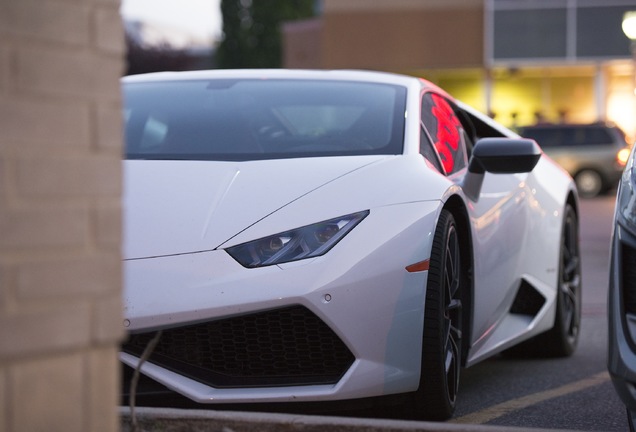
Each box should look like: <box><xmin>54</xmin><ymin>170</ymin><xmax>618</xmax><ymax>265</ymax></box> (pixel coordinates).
<box><xmin>119</xmin><ymin>407</ymin><xmax>572</xmax><ymax>432</ymax></box>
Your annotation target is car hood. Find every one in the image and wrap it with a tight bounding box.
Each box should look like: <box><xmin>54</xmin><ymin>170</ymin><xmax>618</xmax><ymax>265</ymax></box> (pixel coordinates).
<box><xmin>123</xmin><ymin>156</ymin><xmax>392</xmax><ymax>259</ymax></box>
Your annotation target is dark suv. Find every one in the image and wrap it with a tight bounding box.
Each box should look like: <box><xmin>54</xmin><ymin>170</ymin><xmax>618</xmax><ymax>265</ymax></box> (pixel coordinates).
<box><xmin>519</xmin><ymin>123</ymin><xmax>630</xmax><ymax>197</ymax></box>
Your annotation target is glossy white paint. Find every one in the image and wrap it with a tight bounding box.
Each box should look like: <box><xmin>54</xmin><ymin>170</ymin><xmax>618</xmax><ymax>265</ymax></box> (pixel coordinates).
<box><xmin>123</xmin><ymin>156</ymin><xmax>395</xmax><ymax>258</ymax></box>
<box><xmin>123</xmin><ymin>200</ymin><xmax>440</xmax><ymax>402</ymax></box>
<box><xmin>122</xmin><ymin>69</ymin><xmax>578</xmax><ymax>404</ymax></box>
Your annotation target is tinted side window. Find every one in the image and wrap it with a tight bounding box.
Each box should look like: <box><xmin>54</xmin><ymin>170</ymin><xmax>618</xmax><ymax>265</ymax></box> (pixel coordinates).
<box><xmin>420</xmin><ymin>127</ymin><xmax>443</xmax><ymax>172</ymax></box>
<box><xmin>522</xmin><ymin>126</ymin><xmax>615</xmax><ymax>148</ymax></box>
<box><xmin>576</xmin><ymin>127</ymin><xmax>612</xmax><ymax>146</ymax></box>
<box><xmin>421</xmin><ymin>93</ymin><xmax>467</xmax><ymax>175</ymax></box>
<box><xmin>520</xmin><ymin>128</ymin><xmax>565</xmax><ymax>148</ymax></box>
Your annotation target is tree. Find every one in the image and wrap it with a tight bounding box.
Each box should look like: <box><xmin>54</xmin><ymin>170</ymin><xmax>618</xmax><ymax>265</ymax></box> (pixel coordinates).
<box><xmin>216</xmin><ymin>0</ymin><xmax>315</xmax><ymax>68</ymax></box>
<box><xmin>124</xmin><ymin>33</ymin><xmax>197</xmax><ymax>75</ymax></box>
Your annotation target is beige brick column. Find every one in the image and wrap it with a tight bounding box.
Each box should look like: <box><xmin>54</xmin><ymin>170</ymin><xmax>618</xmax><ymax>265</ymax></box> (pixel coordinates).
<box><xmin>0</xmin><ymin>0</ymin><xmax>125</xmax><ymax>431</ymax></box>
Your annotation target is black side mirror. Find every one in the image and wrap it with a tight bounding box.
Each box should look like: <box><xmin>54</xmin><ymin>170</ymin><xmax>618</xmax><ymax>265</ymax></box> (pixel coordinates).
<box><xmin>468</xmin><ymin>137</ymin><xmax>542</xmax><ymax>174</ymax></box>
<box><xmin>463</xmin><ymin>137</ymin><xmax>542</xmax><ymax>202</ymax></box>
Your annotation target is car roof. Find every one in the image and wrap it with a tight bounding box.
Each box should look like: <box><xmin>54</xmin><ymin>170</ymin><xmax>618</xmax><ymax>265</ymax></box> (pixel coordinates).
<box><xmin>124</xmin><ymin>68</ymin><xmax>411</xmax><ymax>84</ymax></box>
<box><xmin>121</xmin><ymin>68</ymin><xmax>452</xmax><ymax>98</ymax></box>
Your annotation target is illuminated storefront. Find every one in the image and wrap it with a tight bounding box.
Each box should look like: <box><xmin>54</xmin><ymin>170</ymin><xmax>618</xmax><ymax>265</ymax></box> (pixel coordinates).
<box><xmin>284</xmin><ymin>0</ymin><xmax>636</xmax><ymax>138</ymax></box>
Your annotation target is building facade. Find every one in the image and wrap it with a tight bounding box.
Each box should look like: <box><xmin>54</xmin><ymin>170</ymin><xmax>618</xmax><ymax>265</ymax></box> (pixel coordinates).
<box><xmin>284</xmin><ymin>0</ymin><xmax>636</xmax><ymax>138</ymax></box>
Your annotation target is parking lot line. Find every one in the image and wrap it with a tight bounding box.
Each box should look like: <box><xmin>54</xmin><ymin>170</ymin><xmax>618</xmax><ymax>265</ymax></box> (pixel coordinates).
<box><xmin>451</xmin><ymin>371</ymin><xmax>610</xmax><ymax>424</ymax></box>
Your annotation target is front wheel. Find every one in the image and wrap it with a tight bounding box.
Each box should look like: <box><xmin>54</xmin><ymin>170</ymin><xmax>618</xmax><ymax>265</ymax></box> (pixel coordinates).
<box><xmin>410</xmin><ymin>209</ymin><xmax>464</xmax><ymax>420</ymax></box>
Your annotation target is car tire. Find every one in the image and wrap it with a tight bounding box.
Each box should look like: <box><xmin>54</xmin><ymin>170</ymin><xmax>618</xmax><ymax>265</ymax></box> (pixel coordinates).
<box><xmin>575</xmin><ymin>169</ymin><xmax>603</xmax><ymax>198</ymax></box>
<box><xmin>410</xmin><ymin>209</ymin><xmax>463</xmax><ymax>420</ymax></box>
<box><xmin>505</xmin><ymin>204</ymin><xmax>581</xmax><ymax>357</ymax></box>
<box><xmin>542</xmin><ymin>203</ymin><xmax>581</xmax><ymax>355</ymax></box>
<box><xmin>628</xmin><ymin>408</ymin><xmax>636</xmax><ymax>432</ymax></box>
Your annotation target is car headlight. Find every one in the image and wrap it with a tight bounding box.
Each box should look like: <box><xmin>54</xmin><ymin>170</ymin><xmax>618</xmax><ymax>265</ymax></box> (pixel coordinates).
<box><xmin>226</xmin><ymin>211</ymin><xmax>369</xmax><ymax>268</ymax></box>
<box><xmin>617</xmin><ymin>147</ymin><xmax>636</xmax><ymax>231</ymax></box>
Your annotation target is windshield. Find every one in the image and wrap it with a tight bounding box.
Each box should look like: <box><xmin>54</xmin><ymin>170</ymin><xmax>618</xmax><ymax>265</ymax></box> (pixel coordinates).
<box><xmin>123</xmin><ymin>78</ymin><xmax>407</xmax><ymax>161</ymax></box>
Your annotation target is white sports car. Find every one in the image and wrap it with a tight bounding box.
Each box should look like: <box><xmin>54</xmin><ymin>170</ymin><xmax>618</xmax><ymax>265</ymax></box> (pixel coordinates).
<box><xmin>120</xmin><ymin>69</ymin><xmax>581</xmax><ymax>420</ymax></box>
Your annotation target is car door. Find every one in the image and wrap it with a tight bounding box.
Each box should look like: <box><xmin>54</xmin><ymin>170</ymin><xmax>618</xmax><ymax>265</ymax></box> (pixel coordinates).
<box><xmin>420</xmin><ymin>91</ymin><xmax>535</xmax><ymax>359</ymax></box>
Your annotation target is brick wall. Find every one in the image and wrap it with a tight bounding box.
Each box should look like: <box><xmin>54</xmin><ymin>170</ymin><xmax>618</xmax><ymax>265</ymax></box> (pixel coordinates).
<box><xmin>0</xmin><ymin>0</ymin><xmax>125</xmax><ymax>431</ymax></box>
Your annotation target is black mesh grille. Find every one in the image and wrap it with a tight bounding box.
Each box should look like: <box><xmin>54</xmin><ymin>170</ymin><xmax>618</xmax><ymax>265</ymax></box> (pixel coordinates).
<box><xmin>122</xmin><ymin>305</ymin><xmax>354</xmax><ymax>388</ymax></box>
<box><xmin>622</xmin><ymin>244</ymin><xmax>636</xmax><ymax>315</ymax></box>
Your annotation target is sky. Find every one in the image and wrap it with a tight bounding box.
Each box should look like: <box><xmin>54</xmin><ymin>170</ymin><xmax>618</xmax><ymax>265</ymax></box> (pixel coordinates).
<box><xmin>120</xmin><ymin>0</ymin><xmax>223</xmax><ymax>42</ymax></box>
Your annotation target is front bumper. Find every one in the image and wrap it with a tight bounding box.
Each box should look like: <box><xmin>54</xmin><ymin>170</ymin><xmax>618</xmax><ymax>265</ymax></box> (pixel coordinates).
<box><xmin>121</xmin><ymin>201</ymin><xmax>440</xmax><ymax>404</ymax></box>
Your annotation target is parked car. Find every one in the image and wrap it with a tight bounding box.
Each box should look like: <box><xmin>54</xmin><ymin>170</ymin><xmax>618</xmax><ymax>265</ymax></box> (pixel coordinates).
<box><xmin>518</xmin><ymin>123</ymin><xmax>630</xmax><ymax>198</ymax></box>
<box><xmin>608</xmin><ymin>145</ymin><xmax>636</xmax><ymax>431</ymax></box>
<box><xmin>120</xmin><ymin>69</ymin><xmax>581</xmax><ymax>420</ymax></box>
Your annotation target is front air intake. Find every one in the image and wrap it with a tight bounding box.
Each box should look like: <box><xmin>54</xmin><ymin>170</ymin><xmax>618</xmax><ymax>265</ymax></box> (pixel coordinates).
<box><xmin>122</xmin><ymin>305</ymin><xmax>355</xmax><ymax>388</ymax></box>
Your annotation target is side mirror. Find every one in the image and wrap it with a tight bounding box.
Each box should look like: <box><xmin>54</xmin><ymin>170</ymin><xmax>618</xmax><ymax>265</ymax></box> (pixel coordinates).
<box><xmin>468</xmin><ymin>137</ymin><xmax>541</xmax><ymax>174</ymax></box>
<box><xmin>463</xmin><ymin>137</ymin><xmax>542</xmax><ymax>202</ymax></box>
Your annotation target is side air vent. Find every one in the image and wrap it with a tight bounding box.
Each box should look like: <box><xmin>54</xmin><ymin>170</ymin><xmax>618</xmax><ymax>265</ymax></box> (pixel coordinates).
<box><xmin>510</xmin><ymin>279</ymin><xmax>546</xmax><ymax>316</ymax></box>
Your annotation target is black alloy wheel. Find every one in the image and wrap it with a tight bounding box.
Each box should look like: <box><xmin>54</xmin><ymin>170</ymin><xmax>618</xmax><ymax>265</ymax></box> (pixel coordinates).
<box><xmin>505</xmin><ymin>203</ymin><xmax>581</xmax><ymax>357</ymax></box>
<box><xmin>550</xmin><ymin>203</ymin><xmax>582</xmax><ymax>355</ymax></box>
<box><xmin>412</xmin><ymin>209</ymin><xmax>464</xmax><ymax>420</ymax></box>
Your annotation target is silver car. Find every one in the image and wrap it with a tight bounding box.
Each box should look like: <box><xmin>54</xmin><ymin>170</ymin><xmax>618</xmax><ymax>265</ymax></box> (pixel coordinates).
<box><xmin>519</xmin><ymin>123</ymin><xmax>630</xmax><ymax>198</ymax></box>
<box><xmin>608</xmin><ymin>145</ymin><xmax>636</xmax><ymax>431</ymax></box>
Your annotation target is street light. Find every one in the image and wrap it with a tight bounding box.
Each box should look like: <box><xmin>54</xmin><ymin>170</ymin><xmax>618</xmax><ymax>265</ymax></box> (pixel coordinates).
<box><xmin>624</xmin><ymin>11</ymin><xmax>636</xmax><ymax>140</ymax></box>
<box><xmin>624</xmin><ymin>11</ymin><xmax>636</xmax><ymax>41</ymax></box>
<box><xmin>622</xmin><ymin>11</ymin><xmax>636</xmax><ymax>86</ymax></box>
